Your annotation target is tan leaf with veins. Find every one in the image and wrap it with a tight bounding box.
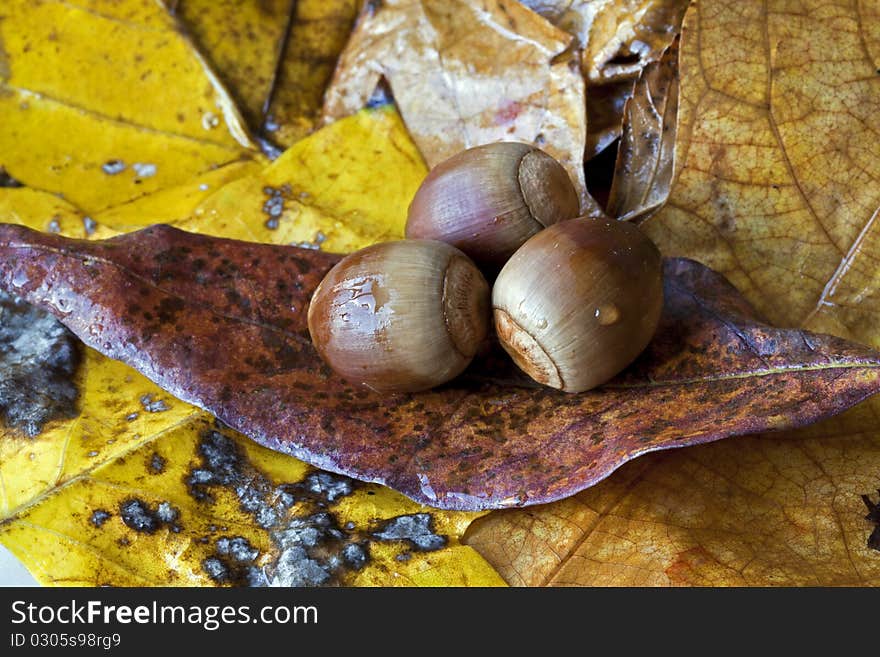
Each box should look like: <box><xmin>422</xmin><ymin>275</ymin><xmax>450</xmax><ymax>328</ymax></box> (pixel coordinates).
<box><xmin>465</xmin><ymin>0</ymin><xmax>880</xmax><ymax>586</ymax></box>
<box><xmin>642</xmin><ymin>0</ymin><xmax>880</xmax><ymax>332</ymax></box>
<box><xmin>322</xmin><ymin>0</ymin><xmax>589</xmax><ymax>202</ymax></box>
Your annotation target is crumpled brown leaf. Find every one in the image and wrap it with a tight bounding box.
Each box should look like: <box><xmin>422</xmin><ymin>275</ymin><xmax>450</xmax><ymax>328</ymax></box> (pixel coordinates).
<box><xmin>2</xmin><ymin>224</ymin><xmax>880</xmax><ymax>512</ymax></box>
<box><xmin>522</xmin><ymin>0</ymin><xmax>688</xmax><ymax>158</ymax></box>
<box><xmin>322</xmin><ymin>0</ymin><xmax>589</xmax><ymax>202</ymax></box>
<box><xmin>465</xmin><ymin>0</ymin><xmax>880</xmax><ymax>585</ymax></box>
<box><xmin>521</xmin><ymin>0</ymin><xmax>688</xmax><ymax>81</ymax></box>
<box><xmin>607</xmin><ymin>37</ymin><xmax>679</xmax><ymax>223</ymax></box>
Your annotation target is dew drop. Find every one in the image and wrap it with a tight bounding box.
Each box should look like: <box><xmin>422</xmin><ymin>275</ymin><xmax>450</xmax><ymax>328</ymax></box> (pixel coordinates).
<box><xmin>595</xmin><ymin>303</ymin><xmax>621</xmax><ymax>326</ymax></box>
<box><xmin>536</xmin><ymin>317</ymin><xmax>548</xmax><ymax>329</ymax></box>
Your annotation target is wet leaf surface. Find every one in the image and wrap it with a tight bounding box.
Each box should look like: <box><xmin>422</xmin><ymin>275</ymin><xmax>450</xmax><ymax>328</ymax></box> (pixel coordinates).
<box><xmin>607</xmin><ymin>38</ymin><xmax>679</xmax><ymax>223</ymax></box>
<box><xmin>322</xmin><ymin>0</ymin><xmax>589</xmax><ymax>202</ymax></box>
<box><xmin>2</xmin><ymin>224</ymin><xmax>880</xmax><ymax>511</ymax></box>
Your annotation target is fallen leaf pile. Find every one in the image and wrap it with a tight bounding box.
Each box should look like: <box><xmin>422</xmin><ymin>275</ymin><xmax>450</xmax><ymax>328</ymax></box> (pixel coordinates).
<box><xmin>0</xmin><ymin>0</ymin><xmax>879</xmax><ymax>587</ymax></box>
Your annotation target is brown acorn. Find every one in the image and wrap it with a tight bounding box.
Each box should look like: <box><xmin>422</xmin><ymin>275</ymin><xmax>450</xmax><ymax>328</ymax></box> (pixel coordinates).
<box><xmin>406</xmin><ymin>142</ymin><xmax>580</xmax><ymax>272</ymax></box>
<box><xmin>492</xmin><ymin>217</ymin><xmax>663</xmax><ymax>393</ymax></box>
<box><xmin>307</xmin><ymin>239</ymin><xmax>490</xmax><ymax>393</ymax></box>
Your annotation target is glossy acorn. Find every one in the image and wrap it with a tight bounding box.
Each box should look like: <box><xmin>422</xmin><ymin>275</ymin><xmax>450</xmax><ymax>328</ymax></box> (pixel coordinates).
<box><xmin>492</xmin><ymin>217</ymin><xmax>663</xmax><ymax>393</ymax></box>
<box><xmin>406</xmin><ymin>142</ymin><xmax>580</xmax><ymax>271</ymax></box>
<box><xmin>307</xmin><ymin>240</ymin><xmax>490</xmax><ymax>393</ymax></box>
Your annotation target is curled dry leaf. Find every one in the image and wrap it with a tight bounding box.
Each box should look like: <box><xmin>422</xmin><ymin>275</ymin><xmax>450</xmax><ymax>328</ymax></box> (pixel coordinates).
<box><xmin>165</xmin><ymin>0</ymin><xmax>359</xmax><ymax>147</ymax></box>
<box><xmin>607</xmin><ymin>37</ymin><xmax>679</xmax><ymax>223</ymax></box>
<box><xmin>0</xmin><ymin>0</ymin><xmax>256</xmax><ymax>213</ymax></box>
<box><xmin>521</xmin><ymin>0</ymin><xmax>689</xmax><ymax>82</ymax></box>
<box><xmin>467</xmin><ymin>0</ymin><xmax>880</xmax><ymax>586</ymax></box>
<box><xmin>522</xmin><ymin>0</ymin><xmax>688</xmax><ymax>158</ymax></box>
<box><xmin>322</xmin><ymin>0</ymin><xmax>589</xmax><ymax>202</ymax></box>
<box><xmin>2</xmin><ymin>224</ymin><xmax>880</xmax><ymax>511</ymax></box>
<box><xmin>585</xmin><ymin>78</ymin><xmax>635</xmax><ymax>159</ymax></box>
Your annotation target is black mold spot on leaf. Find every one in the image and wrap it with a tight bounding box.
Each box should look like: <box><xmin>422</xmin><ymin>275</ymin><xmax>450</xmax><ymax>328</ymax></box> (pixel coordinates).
<box><xmin>0</xmin><ymin>290</ymin><xmax>80</xmax><ymax>437</ymax></box>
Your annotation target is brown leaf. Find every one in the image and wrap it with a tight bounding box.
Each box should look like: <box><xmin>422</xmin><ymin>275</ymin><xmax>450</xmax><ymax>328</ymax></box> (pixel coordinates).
<box><xmin>322</xmin><ymin>0</ymin><xmax>589</xmax><ymax>202</ymax></box>
<box><xmin>2</xmin><ymin>224</ymin><xmax>880</xmax><ymax>511</ymax></box>
<box><xmin>523</xmin><ymin>0</ymin><xmax>688</xmax><ymax>159</ymax></box>
<box><xmin>585</xmin><ymin>78</ymin><xmax>634</xmax><ymax>159</ymax></box>
<box><xmin>521</xmin><ymin>0</ymin><xmax>689</xmax><ymax>82</ymax></box>
<box><xmin>607</xmin><ymin>37</ymin><xmax>679</xmax><ymax>223</ymax></box>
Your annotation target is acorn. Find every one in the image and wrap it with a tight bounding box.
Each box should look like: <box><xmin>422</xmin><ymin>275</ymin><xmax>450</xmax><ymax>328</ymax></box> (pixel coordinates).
<box><xmin>492</xmin><ymin>218</ymin><xmax>663</xmax><ymax>393</ymax></box>
<box><xmin>406</xmin><ymin>142</ymin><xmax>580</xmax><ymax>272</ymax></box>
<box><xmin>307</xmin><ymin>240</ymin><xmax>490</xmax><ymax>393</ymax></box>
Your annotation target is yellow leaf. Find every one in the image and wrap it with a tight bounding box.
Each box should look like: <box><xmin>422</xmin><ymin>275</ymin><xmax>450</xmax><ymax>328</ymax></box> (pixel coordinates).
<box><xmin>1</xmin><ymin>414</ymin><xmax>504</xmax><ymax>586</ymax></box>
<box><xmin>169</xmin><ymin>0</ymin><xmax>359</xmax><ymax>146</ymax></box>
<box><xmin>0</xmin><ymin>346</ymin><xmax>197</xmax><ymax>525</ymax></box>
<box><xmin>0</xmin><ymin>188</ymin><xmax>89</xmax><ymax>238</ymax></box>
<box><xmin>93</xmin><ymin>160</ymin><xmax>262</xmax><ymax>234</ymax></box>
<box><xmin>464</xmin><ymin>0</ymin><xmax>880</xmax><ymax>586</ymax></box>
<box><xmin>99</xmin><ymin>105</ymin><xmax>428</xmax><ymax>253</ymax></box>
<box><xmin>0</xmin><ymin>0</ymin><xmax>257</xmax><ymax>213</ymax></box>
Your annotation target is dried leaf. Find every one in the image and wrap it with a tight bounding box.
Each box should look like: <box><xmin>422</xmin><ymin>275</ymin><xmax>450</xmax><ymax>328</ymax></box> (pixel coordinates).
<box><xmin>466</xmin><ymin>0</ymin><xmax>880</xmax><ymax>585</ymax></box>
<box><xmin>2</xmin><ymin>223</ymin><xmax>879</xmax><ymax>511</ymax></box>
<box><xmin>322</xmin><ymin>0</ymin><xmax>589</xmax><ymax>202</ymax></box>
<box><xmin>167</xmin><ymin>0</ymin><xmax>359</xmax><ymax>147</ymax></box>
<box><xmin>523</xmin><ymin>0</ymin><xmax>687</xmax><ymax>158</ymax></box>
<box><xmin>0</xmin><ymin>0</ymin><xmax>256</xmax><ymax>213</ymax></box>
<box><xmin>607</xmin><ymin>37</ymin><xmax>679</xmax><ymax>223</ymax></box>
<box><xmin>521</xmin><ymin>0</ymin><xmax>689</xmax><ymax>82</ymax></box>
<box><xmin>642</xmin><ymin>0</ymin><xmax>880</xmax><ymax>333</ymax></box>
<box><xmin>585</xmin><ymin>78</ymin><xmax>634</xmax><ymax>159</ymax></box>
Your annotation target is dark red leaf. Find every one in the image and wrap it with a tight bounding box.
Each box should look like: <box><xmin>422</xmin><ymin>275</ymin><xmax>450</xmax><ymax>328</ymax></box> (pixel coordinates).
<box><xmin>2</xmin><ymin>223</ymin><xmax>879</xmax><ymax>510</ymax></box>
